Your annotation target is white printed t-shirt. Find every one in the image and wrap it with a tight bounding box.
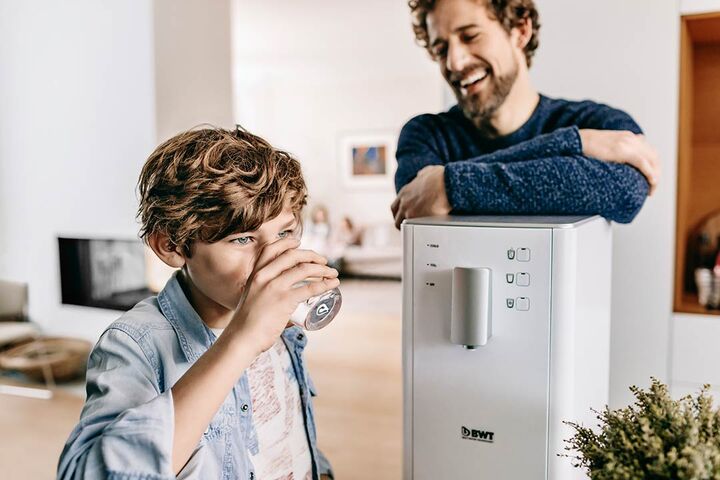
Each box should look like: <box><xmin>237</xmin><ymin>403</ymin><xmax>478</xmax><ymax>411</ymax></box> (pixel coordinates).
<box><xmin>212</xmin><ymin>329</ymin><xmax>312</xmax><ymax>480</ymax></box>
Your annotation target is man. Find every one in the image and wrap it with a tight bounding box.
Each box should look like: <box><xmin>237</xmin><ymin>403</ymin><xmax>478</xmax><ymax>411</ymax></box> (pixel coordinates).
<box><xmin>391</xmin><ymin>0</ymin><xmax>661</xmax><ymax>229</ymax></box>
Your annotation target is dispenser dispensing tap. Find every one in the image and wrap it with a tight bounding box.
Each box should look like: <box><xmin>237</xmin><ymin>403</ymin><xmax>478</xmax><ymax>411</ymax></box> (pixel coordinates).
<box><xmin>450</xmin><ymin>267</ymin><xmax>492</xmax><ymax>349</ymax></box>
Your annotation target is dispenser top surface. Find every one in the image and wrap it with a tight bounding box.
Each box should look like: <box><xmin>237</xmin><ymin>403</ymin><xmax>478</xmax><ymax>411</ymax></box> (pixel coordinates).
<box><xmin>403</xmin><ymin>215</ymin><xmax>600</xmax><ymax>229</ymax></box>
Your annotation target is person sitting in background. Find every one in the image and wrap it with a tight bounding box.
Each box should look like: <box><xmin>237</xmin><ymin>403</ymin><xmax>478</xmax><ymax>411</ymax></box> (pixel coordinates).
<box><xmin>325</xmin><ymin>216</ymin><xmax>364</xmax><ymax>273</ymax></box>
<box><xmin>58</xmin><ymin>127</ymin><xmax>337</xmax><ymax>480</ymax></box>
<box><xmin>333</xmin><ymin>216</ymin><xmax>363</xmax><ymax>249</ymax></box>
<box><xmin>301</xmin><ymin>207</ymin><xmax>364</xmax><ymax>272</ymax></box>
<box><xmin>301</xmin><ymin>205</ymin><xmax>331</xmax><ymax>256</ymax></box>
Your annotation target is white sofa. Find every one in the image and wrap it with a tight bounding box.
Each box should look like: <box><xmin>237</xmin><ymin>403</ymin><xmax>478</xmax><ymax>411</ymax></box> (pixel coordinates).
<box><xmin>341</xmin><ymin>223</ymin><xmax>402</xmax><ymax>280</ymax></box>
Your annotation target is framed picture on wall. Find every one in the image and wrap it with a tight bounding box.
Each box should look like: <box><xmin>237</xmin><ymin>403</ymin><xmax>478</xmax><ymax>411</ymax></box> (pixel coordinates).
<box><xmin>339</xmin><ymin>131</ymin><xmax>397</xmax><ymax>188</ymax></box>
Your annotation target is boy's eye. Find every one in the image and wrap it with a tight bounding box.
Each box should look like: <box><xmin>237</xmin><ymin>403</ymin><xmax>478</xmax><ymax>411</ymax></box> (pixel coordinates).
<box><xmin>278</xmin><ymin>229</ymin><xmax>295</xmax><ymax>239</ymax></box>
<box><xmin>231</xmin><ymin>236</ymin><xmax>253</xmax><ymax>245</ymax></box>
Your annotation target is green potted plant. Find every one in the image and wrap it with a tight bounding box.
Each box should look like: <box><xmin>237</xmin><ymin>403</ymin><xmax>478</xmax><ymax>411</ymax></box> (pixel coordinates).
<box><xmin>565</xmin><ymin>378</ymin><xmax>720</xmax><ymax>479</ymax></box>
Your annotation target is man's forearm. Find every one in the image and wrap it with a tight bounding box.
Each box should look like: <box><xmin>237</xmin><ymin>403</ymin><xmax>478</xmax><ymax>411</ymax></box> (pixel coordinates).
<box><xmin>444</xmin><ymin>155</ymin><xmax>649</xmax><ymax>223</ymax></box>
<box><xmin>462</xmin><ymin>126</ymin><xmax>582</xmax><ymax>166</ymax></box>
<box><xmin>395</xmin><ymin>127</ymin><xmax>581</xmax><ymax>192</ymax></box>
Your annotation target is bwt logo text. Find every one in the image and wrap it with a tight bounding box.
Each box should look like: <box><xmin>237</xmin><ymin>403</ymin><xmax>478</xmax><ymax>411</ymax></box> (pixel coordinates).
<box><xmin>461</xmin><ymin>426</ymin><xmax>494</xmax><ymax>443</ymax></box>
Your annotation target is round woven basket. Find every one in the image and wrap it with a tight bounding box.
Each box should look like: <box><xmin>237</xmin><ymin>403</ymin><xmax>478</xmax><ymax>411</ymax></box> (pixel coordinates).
<box><xmin>0</xmin><ymin>337</ymin><xmax>92</xmax><ymax>382</ymax></box>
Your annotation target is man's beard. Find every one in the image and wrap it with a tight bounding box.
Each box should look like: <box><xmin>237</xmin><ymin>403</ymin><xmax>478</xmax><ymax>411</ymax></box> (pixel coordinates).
<box><xmin>452</xmin><ymin>61</ymin><xmax>519</xmax><ymax>137</ymax></box>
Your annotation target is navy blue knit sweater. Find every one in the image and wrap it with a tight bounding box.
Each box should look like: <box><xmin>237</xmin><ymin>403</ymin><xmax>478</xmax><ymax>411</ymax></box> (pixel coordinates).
<box><xmin>395</xmin><ymin>95</ymin><xmax>649</xmax><ymax>223</ymax></box>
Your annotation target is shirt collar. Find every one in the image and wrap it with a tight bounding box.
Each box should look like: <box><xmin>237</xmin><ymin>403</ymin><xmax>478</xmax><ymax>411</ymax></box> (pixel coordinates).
<box><xmin>157</xmin><ymin>271</ymin><xmax>212</xmax><ymax>362</ymax></box>
<box><xmin>451</xmin><ymin>93</ymin><xmax>548</xmax><ymax>148</ymax></box>
<box><xmin>157</xmin><ymin>271</ymin><xmax>307</xmax><ymax>362</ymax></box>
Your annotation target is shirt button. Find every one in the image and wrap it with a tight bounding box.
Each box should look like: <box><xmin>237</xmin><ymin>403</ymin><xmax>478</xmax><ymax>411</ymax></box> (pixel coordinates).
<box><xmin>250</xmin><ymin>473</ymin><xmax>255</xmax><ymax>480</ymax></box>
<box><xmin>297</xmin><ymin>333</ymin><xmax>305</xmax><ymax>341</ymax></box>
<box><xmin>241</xmin><ymin>404</ymin><xmax>249</xmax><ymax>413</ymax></box>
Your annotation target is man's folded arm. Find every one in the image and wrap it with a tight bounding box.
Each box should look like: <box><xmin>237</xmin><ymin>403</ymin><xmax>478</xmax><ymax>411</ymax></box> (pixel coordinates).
<box><xmin>395</xmin><ymin>107</ymin><xmax>651</xmax><ymax>222</ymax></box>
<box><xmin>396</xmin><ymin>102</ymin><xmax>647</xmax><ymax>188</ymax></box>
<box><xmin>395</xmin><ymin>116</ymin><xmax>584</xmax><ymax>192</ymax></box>
<box><xmin>462</xmin><ymin>126</ymin><xmax>584</xmax><ymax>165</ymax></box>
<box><xmin>444</xmin><ymin>155</ymin><xmax>649</xmax><ymax>224</ymax></box>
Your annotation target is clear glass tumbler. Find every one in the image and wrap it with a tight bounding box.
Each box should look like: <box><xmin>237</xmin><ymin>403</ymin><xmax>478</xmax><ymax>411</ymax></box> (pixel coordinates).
<box><xmin>289</xmin><ymin>280</ymin><xmax>342</xmax><ymax>330</ymax></box>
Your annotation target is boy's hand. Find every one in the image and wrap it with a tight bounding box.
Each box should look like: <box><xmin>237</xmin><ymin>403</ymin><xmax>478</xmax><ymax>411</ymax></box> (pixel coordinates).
<box><xmin>229</xmin><ymin>237</ymin><xmax>339</xmax><ymax>355</ymax></box>
<box><xmin>578</xmin><ymin>129</ymin><xmax>661</xmax><ymax>195</ymax></box>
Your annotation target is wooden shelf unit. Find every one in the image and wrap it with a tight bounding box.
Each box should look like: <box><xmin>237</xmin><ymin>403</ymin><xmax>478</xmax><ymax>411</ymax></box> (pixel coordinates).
<box><xmin>675</xmin><ymin>12</ymin><xmax>720</xmax><ymax>316</ymax></box>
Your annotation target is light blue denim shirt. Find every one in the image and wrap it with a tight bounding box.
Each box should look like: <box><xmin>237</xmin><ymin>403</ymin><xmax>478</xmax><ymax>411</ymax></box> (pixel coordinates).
<box><xmin>57</xmin><ymin>273</ymin><xmax>333</xmax><ymax>480</ymax></box>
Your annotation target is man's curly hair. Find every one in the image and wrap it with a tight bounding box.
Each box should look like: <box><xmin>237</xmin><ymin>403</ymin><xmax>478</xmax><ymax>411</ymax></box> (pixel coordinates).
<box><xmin>137</xmin><ymin>126</ymin><xmax>307</xmax><ymax>257</ymax></box>
<box><xmin>409</xmin><ymin>0</ymin><xmax>540</xmax><ymax>67</ymax></box>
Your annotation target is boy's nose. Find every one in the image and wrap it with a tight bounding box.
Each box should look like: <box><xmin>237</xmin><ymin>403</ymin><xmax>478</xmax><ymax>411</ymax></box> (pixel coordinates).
<box><xmin>257</xmin><ymin>235</ymin><xmax>297</xmax><ymax>255</ymax></box>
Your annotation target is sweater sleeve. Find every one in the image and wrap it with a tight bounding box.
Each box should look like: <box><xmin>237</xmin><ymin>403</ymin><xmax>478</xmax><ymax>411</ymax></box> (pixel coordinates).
<box><xmin>464</xmin><ymin>127</ymin><xmax>583</xmax><ymax>164</ymax></box>
<box><xmin>444</xmin><ymin>154</ymin><xmax>648</xmax><ymax>224</ymax></box>
<box><xmin>569</xmin><ymin>101</ymin><xmax>644</xmax><ymax>133</ymax></box>
<box><xmin>395</xmin><ymin>115</ymin><xmax>583</xmax><ymax>192</ymax></box>
<box><xmin>395</xmin><ymin>115</ymin><xmax>445</xmax><ymax>192</ymax></box>
<box><xmin>57</xmin><ymin>328</ymin><xmax>176</xmax><ymax>480</ymax></box>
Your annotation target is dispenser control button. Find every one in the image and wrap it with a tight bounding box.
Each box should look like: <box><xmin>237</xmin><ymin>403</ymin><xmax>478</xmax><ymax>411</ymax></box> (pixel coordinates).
<box><xmin>506</xmin><ymin>298</ymin><xmax>515</xmax><ymax>308</ymax></box>
<box><xmin>516</xmin><ymin>297</ymin><xmax>530</xmax><ymax>311</ymax></box>
<box><xmin>516</xmin><ymin>273</ymin><xmax>530</xmax><ymax>286</ymax></box>
<box><xmin>507</xmin><ymin>249</ymin><xmax>516</xmax><ymax>260</ymax></box>
<box><xmin>506</xmin><ymin>273</ymin><xmax>515</xmax><ymax>284</ymax></box>
<box><xmin>517</xmin><ymin>248</ymin><xmax>530</xmax><ymax>262</ymax></box>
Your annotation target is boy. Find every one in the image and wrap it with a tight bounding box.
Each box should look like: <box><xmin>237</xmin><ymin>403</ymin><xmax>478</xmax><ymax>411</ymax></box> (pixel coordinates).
<box><xmin>58</xmin><ymin>127</ymin><xmax>339</xmax><ymax>479</ymax></box>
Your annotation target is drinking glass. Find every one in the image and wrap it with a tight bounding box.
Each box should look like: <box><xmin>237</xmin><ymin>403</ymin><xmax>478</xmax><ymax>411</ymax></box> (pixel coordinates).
<box><xmin>286</xmin><ymin>227</ymin><xmax>342</xmax><ymax>330</ymax></box>
<box><xmin>289</xmin><ymin>279</ymin><xmax>342</xmax><ymax>330</ymax></box>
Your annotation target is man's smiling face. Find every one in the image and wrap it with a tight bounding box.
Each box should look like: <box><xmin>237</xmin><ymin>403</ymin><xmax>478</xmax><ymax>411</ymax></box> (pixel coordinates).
<box><xmin>427</xmin><ymin>0</ymin><xmax>523</xmax><ymax>129</ymax></box>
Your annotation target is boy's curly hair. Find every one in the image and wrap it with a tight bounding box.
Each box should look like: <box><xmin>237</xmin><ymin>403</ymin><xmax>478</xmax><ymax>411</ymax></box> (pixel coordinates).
<box><xmin>408</xmin><ymin>0</ymin><xmax>540</xmax><ymax>67</ymax></box>
<box><xmin>137</xmin><ymin>126</ymin><xmax>307</xmax><ymax>256</ymax></box>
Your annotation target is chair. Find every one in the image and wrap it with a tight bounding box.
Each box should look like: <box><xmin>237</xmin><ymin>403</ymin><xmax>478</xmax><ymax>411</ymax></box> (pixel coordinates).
<box><xmin>0</xmin><ymin>279</ymin><xmax>29</xmax><ymax>322</ymax></box>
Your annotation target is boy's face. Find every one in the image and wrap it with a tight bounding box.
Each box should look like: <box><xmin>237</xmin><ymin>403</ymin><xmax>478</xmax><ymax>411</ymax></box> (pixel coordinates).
<box><xmin>181</xmin><ymin>207</ymin><xmax>299</xmax><ymax>317</ymax></box>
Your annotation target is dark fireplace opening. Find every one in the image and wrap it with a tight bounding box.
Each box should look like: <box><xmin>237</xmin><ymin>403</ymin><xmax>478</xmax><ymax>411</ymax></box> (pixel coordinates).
<box><xmin>58</xmin><ymin>237</ymin><xmax>155</xmax><ymax>311</ymax></box>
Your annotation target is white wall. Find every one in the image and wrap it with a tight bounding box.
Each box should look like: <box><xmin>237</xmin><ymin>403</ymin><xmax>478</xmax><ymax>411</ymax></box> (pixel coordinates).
<box><xmin>154</xmin><ymin>0</ymin><xmax>234</xmax><ymax>141</ymax></box>
<box><xmin>532</xmin><ymin>0</ymin><xmax>679</xmax><ymax>407</ymax></box>
<box><xmin>672</xmin><ymin>314</ymin><xmax>720</xmax><ymax>400</ymax></box>
<box><xmin>681</xmin><ymin>0</ymin><xmax>720</xmax><ymax>14</ymax></box>
<box><xmin>232</xmin><ymin>0</ymin><xmax>444</xmax><ymax>225</ymax></box>
<box><xmin>0</xmin><ymin>0</ymin><xmax>157</xmax><ymax>341</ymax></box>
<box><xmin>0</xmin><ymin>0</ymin><xmax>234</xmax><ymax>342</ymax></box>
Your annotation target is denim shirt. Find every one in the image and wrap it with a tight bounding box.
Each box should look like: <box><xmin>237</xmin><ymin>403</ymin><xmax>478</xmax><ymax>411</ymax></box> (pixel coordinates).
<box><xmin>57</xmin><ymin>273</ymin><xmax>333</xmax><ymax>480</ymax></box>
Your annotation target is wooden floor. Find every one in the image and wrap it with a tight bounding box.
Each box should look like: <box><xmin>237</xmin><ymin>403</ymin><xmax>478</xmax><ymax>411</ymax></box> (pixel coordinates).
<box><xmin>0</xmin><ymin>383</ymin><xmax>84</xmax><ymax>479</ymax></box>
<box><xmin>0</xmin><ymin>279</ymin><xmax>403</xmax><ymax>479</ymax></box>
<box><xmin>305</xmin><ymin>280</ymin><xmax>403</xmax><ymax>479</ymax></box>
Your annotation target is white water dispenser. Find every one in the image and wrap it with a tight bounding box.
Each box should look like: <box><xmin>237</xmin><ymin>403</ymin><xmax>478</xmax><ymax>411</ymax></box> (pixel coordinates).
<box><xmin>402</xmin><ymin>216</ymin><xmax>612</xmax><ymax>479</ymax></box>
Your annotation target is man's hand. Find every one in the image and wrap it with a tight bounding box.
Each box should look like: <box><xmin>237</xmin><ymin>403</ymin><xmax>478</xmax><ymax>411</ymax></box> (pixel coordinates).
<box><xmin>391</xmin><ymin>165</ymin><xmax>451</xmax><ymax>229</ymax></box>
<box><xmin>579</xmin><ymin>129</ymin><xmax>661</xmax><ymax>195</ymax></box>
